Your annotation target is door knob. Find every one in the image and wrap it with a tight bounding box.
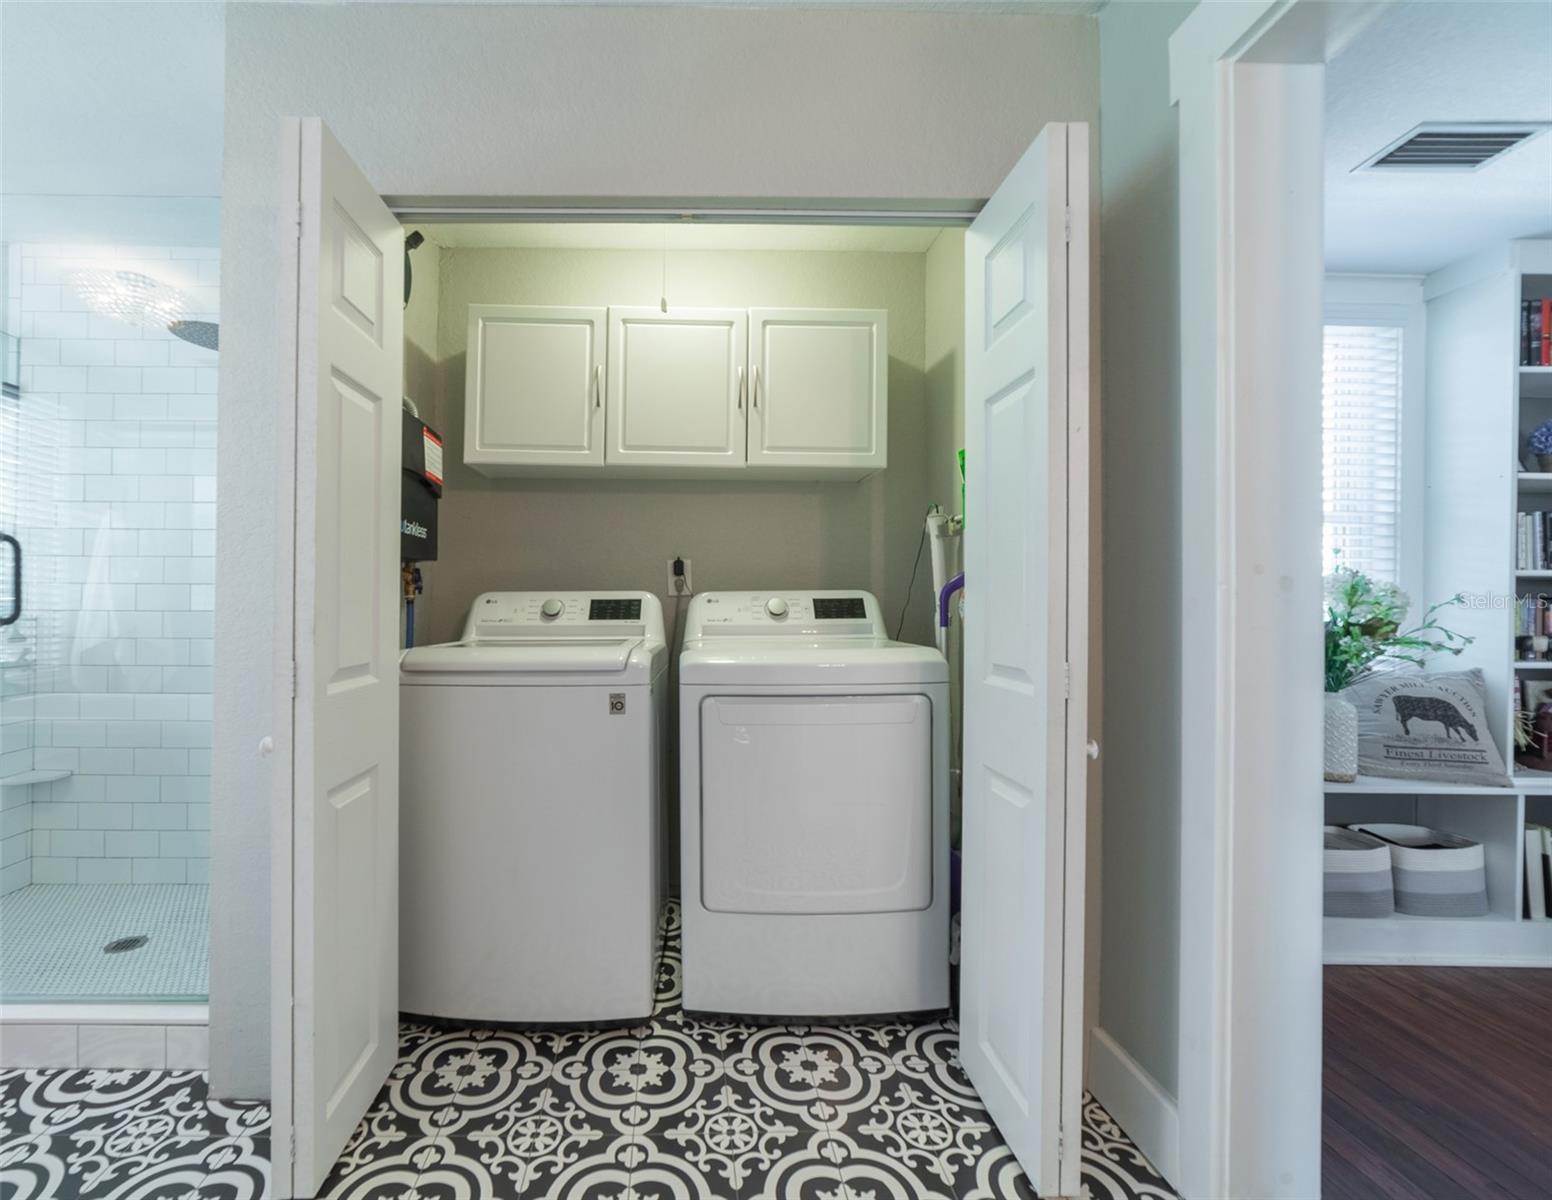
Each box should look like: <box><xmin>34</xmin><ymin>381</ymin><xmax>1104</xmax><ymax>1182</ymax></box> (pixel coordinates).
<box><xmin>1086</xmin><ymin>740</ymin><xmax>1099</xmax><ymax>760</ymax></box>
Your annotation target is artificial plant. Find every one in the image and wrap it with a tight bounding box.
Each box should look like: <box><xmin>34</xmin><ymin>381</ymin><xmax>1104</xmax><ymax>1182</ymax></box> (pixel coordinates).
<box><xmin>1323</xmin><ymin>567</ymin><xmax>1471</xmax><ymax>694</ymax></box>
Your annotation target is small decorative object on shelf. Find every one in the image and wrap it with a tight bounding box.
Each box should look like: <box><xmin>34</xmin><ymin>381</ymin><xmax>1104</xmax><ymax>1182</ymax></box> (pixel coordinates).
<box><xmin>1530</xmin><ymin>419</ymin><xmax>1552</xmax><ymax>471</ymax></box>
<box><xmin>1518</xmin><ymin>676</ymin><xmax>1552</xmax><ymax>771</ymax></box>
<box><xmin>1323</xmin><ymin>568</ymin><xmax>1471</xmax><ymax>782</ymax></box>
<box><xmin>1514</xmin><ymin>700</ymin><xmax>1552</xmax><ymax>773</ymax></box>
<box><xmin>1325</xmin><ymin>694</ymin><xmax>1359</xmax><ymax>782</ymax></box>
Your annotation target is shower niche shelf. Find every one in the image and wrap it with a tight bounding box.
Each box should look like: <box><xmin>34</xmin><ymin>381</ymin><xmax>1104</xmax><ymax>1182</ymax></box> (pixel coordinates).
<box><xmin>0</xmin><ymin>769</ymin><xmax>72</xmax><ymax>788</ymax></box>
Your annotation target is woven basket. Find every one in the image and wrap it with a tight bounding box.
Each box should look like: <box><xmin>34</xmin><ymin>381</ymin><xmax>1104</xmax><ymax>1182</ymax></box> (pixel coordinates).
<box><xmin>1351</xmin><ymin>823</ymin><xmax>1488</xmax><ymax>917</ymax></box>
<box><xmin>1323</xmin><ymin>826</ymin><xmax>1395</xmax><ymax>918</ymax></box>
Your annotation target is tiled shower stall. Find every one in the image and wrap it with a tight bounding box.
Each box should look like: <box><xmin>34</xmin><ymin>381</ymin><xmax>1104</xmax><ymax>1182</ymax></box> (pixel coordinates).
<box><xmin>0</xmin><ymin>242</ymin><xmax>217</xmax><ymax>1002</ymax></box>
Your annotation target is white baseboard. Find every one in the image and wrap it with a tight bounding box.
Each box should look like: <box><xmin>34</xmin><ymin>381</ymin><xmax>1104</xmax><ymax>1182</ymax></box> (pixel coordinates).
<box><xmin>1088</xmin><ymin>1025</ymin><xmax>1180</xmax><ymax>1189</ymax></box>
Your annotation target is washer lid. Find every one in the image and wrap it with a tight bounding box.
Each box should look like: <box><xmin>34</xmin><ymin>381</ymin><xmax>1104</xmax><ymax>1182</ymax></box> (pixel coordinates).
<box><xmin>401</xmin><ymin>638</ymin><xmax>656</xmax><ymax>685</ymax></box>
<box><xmin>679</xmin><ymin>638</ymin><xmax>947</xmax><ymax>686</ymax></box>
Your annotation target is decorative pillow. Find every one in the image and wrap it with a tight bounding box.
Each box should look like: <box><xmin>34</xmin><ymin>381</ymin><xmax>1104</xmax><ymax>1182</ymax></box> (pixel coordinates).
<box><xmin>1341</xmin><ymin>668</ymin><xmax>1511</xmax><ymax>786</ymax></box>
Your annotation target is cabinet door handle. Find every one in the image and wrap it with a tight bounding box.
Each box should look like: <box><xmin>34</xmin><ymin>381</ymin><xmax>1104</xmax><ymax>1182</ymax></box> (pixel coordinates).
<box><xmin>752</xmin><ymin>364</ymin><xmax>761</xmax><ymax>410</ymax></box>
<box><xmin>737</xmin><ymin>365</ymin><xmax>746</xmax><ymax>410</ymax></box>
<box><xmin>594</xmin><ymin>364</ymin><xmax>603</xmax><ymax>409</ymax></box>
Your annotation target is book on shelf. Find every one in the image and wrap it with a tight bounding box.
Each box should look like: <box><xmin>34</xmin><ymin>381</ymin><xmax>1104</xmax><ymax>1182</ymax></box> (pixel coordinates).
<box><xmin>1515</xmin><ymin>590</ymin><xmax>1552</xmax><ymax>638</ymax></box>
<box><xmin>1519</xmin><ymin>511</ymin><xmax>1552</xmax><ymax>569</ymax></box>
<box><xmin>1525</xmin><ymin>825</ymin><xmax>1552</xmax><ymax>920</ymax></box>
<box><xmin>1524</xmin><ymin>298</ymin><xmax>1552</xmax><ymax>367</ymax></box>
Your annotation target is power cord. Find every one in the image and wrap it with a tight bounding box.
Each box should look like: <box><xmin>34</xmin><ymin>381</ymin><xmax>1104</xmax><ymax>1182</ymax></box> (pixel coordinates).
<box><xmin>670</xmin><ymin>555</ymin><xmax>694</xmax><ymax>655</ymax></box>
<box><xmin>894</xmin><ymin>517</ymin><xmax>930</xmax><ymax>641</ymax></box>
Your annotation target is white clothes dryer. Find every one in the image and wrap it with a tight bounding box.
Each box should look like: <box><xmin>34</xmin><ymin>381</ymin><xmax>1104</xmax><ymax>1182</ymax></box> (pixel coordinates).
<box><xmin>678</xmin><ymin>590</ymin><xmax>949</xmax><ymax>1017</ymax></box>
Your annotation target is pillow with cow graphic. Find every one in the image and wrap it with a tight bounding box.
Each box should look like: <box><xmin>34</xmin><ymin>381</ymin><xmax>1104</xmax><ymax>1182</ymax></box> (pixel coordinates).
<box><xmin>1342</xmin><ymin>668</ymin><xmax>1511</xmax><ymax>787</ymax></box>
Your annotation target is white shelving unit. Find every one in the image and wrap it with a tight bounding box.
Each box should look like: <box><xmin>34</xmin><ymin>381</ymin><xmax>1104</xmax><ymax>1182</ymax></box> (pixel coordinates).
<box><xmin>1325</xmin><ymin>239</ymin><xmax>1552</xmax><ymax>966</ymax></box>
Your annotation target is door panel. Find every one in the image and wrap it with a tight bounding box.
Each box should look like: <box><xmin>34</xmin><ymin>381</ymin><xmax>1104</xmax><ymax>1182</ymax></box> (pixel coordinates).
<box><xmin>748</xmin><ymin>308</ymin><xmax>887</xmax><ymax>471</ymax></box>
<box><xmin>285</xmin><ymin>118</ymin><xmax>403</xmax><ymax>1198</ymax></box>
<box><xmin>465</xmin><ymin>305</ymin><xmax>605</xmax><ymax>468</ymax></box>
<box><xmin>607</xmin><ymin>307</ymin><xmax>746</xmax><ymax>468</ymax></box>
<box><xmin>960</xmin><ymin>122</ymin><xmax>1088</xmax><ymax>1200</ymax></box>
<box><xmin>699</xmin><ymin>695</ymin><xmax>932</xmax><ymax>915</ymax></box>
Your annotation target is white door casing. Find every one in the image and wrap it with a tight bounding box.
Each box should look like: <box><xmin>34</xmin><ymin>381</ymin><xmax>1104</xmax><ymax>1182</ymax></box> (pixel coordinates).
<box><xmin>277</xmin><ymin>118</ymin><xmax>404</xmax><ymax>1199</ymax></box>
<box><xmin>959</xmin><ymin>123</ymin><xmax>1089</xmax><ymax>1200</ymax></box>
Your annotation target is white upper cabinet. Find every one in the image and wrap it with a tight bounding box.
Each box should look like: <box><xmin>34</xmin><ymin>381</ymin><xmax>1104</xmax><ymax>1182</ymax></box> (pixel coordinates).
<box><xmin>749</xmin><ymin>308</ymin><xmax>888</xmax><ymax>475</ymax></box>
<box><xmin>465</xmin><ymin>305</ymin><xmax>606</xmax><ymax>472</ymax></box>
<box><xmin>462</xmin><ymin>303</ymin><xmax>887</xmax><ymax>478</ymax></box>
<box><xmin>607</xmin><ymin>307</ymin><xmax>748</xmax><ymax>470</ymax></box>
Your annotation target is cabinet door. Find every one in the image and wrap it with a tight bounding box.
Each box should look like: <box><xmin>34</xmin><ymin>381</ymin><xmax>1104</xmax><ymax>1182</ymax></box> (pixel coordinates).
<box><xmin>749</xmin><ymin>308</ymin><xmax>887</xmax><ymax>474</ymax></box>
<box><xmin>607</xmin><ymin>307</ymin><xmax>747</xmax><ymax>469</ymax></box>
<box><xmin>464</xmin><ymin>305</ymin><xmax>605</xmax><ymax>471</ymax></box>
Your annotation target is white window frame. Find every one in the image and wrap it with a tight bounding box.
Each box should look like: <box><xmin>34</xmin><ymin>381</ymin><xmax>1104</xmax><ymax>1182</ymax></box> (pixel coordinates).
<box><xmin>1323</xmin><ymin>274</ymin><xmax>1427</xmax><ymax>603</ymax></box>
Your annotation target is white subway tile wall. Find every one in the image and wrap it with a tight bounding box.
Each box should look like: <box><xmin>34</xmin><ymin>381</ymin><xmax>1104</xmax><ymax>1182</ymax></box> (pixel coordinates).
<box><xmin>2</xmin><ymin>244</ymin><xmax>218</xmax><ymax>891</ymax></box>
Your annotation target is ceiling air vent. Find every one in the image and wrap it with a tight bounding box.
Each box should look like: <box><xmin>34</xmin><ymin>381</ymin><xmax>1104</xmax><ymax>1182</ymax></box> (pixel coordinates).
<box><xmin>1356</xmin><ymin>123</ymin><xmax>1551</xmax><ymax>173</ymax></box>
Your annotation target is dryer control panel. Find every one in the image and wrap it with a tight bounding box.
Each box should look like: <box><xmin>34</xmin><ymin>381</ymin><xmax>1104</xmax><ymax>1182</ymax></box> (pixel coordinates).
<box><xmin>462</xmin><ymin>591</ymin><xmax>665</xmax><ymax>645</ymax></box>
<box><xmin>685</xmin><ymin>590</ymin><xmax>884</xmax><ymax>638</ymax></box>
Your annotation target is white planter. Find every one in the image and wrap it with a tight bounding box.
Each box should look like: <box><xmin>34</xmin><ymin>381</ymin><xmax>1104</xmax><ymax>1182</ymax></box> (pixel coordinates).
<box><xmin>1324</xmin><ymin>693</ymin><xmax>1359</xmax><ymax>782</ymax></box>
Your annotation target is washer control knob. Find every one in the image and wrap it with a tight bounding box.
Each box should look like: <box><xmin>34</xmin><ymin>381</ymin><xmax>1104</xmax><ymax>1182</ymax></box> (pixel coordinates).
<box><xmin>540</xmin><ymin>598</ymin><xmax>564</xmax><ymax>620</ymax></box>
<box><xmin>766</xmin><ymin>597</ymin><xmax>789</xmax><ymax>618</ymax></box>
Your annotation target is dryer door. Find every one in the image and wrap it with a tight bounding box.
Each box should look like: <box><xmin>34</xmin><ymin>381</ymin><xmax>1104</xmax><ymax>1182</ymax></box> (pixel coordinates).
<box><xmin>700</xmin><ymin>694</ymin><xmax>932</xmax><ymax>914</ymax></box>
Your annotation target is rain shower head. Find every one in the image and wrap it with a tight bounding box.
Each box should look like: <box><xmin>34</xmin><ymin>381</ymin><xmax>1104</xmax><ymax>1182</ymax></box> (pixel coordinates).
<box><xmin>168</xmin><ymin>320</ymin><xmax>219</xmax><ymax>350</ymax></box>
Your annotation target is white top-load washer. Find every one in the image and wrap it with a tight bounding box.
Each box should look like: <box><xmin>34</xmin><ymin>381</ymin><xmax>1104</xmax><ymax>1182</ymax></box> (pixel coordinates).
<box><xmin>679</xmin><ymin>590</ymin><xmax>949</xmax><ymax>1017</ymax></box>
<box><xmin>399</xmin><ymin>591</ymin><xmax>666</xmax><ymax>1024</ymax></box>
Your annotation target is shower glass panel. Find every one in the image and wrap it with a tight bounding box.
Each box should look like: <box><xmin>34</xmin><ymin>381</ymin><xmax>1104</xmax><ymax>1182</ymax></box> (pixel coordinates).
<box><xmin>0</xmin><ymin>240</ymin><xmax>218</xmax><ymax>1003</ymax></box>
<box><xmin>2</xmin><ymin>0</ymin><xmax>225</xmax><ymax>1014</ymax></box>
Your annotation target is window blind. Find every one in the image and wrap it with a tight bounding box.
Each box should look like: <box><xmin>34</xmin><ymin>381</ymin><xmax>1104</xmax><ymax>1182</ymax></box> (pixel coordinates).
<box><xmin>1323</xmin><ymin>323</ymin><xmax>1404</xmax><ymax>584</ymax></box>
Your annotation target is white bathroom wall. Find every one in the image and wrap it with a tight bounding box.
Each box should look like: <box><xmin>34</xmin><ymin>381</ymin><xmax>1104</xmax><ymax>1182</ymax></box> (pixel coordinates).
<box><xmin>4</xmin><ymin>243</ymin><xmax>218</xmax><ymax>888</ymax></box>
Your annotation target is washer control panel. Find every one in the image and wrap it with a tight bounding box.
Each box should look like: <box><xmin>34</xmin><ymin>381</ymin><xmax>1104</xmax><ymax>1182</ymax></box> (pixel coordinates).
<box><xmin>463</xmin><ymin>591</ymin><xmax>662</xmax><ymax>643</ymax></box>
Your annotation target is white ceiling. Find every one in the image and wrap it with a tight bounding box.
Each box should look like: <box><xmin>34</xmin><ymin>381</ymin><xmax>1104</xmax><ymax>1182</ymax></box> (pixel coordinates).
<box><xmin>419</xmin><ymin>222</ymin><xmax>945</xmax><ymax>252</ymax></box>
<box><xmin>0</xmin><ymin>2</ymin><xmax>225</xmax><ymax>246</ymax></box>
<box><xmin>1325</xmin><ymin>1</ymin><xmax>1552</xmax><ymax>274</ymax></box>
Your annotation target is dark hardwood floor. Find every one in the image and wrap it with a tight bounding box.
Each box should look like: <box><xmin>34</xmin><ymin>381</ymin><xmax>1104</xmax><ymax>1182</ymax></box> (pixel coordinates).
<box><xmin>1324</xmin><ymin>965</ymin><xmax>1552</xmax><ymax>1200</ymax></box>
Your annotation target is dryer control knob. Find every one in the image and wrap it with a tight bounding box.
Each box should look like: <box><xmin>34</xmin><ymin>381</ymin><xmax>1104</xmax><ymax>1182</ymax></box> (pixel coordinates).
<box><xmin>765</xmin><ymin>597</ymin><xmax>789</xmax><ymax>618</ymax></box>
<box><xmin>540</xmin><ymin>598</ymin><xmax>564</xmax><ymax>619</ymax></box>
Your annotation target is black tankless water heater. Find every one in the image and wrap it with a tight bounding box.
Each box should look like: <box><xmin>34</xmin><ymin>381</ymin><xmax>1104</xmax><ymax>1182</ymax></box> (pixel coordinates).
<box><xmin>401</xmin><ymin>409</ymin><xmax>442</xmax><ymax>562</ymax></box>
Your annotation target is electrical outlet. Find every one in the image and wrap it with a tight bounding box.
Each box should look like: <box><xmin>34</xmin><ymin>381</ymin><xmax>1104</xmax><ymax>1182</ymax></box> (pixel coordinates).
<box><xmin>667</xmin><ymin>557</ymin><xmax>694</xmax><ymax>596</ymax></box>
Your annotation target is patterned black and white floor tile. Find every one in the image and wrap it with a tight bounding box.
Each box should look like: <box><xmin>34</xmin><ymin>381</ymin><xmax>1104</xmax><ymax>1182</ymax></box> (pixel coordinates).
<box><xmin>0</xmin><ymin>1066</ymin><xmax>269</xmax><ymax>1200</ymax></box>
<box><xmin>319</xmin><ymin>902</ymin><xmax>1178</xmax><ymax>1200</ymax></box>
<box><xmin>0</xmin><ymin>903</ymin><xmax>1175</xmax><ymax>1199</ymax></box>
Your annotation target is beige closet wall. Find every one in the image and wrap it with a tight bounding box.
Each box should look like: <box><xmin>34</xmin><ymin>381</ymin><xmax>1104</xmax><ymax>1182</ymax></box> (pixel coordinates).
<box><xmin>416</xmin><ymin>244</ymin><xmax>936</xmax><ymax>649</ymax></box>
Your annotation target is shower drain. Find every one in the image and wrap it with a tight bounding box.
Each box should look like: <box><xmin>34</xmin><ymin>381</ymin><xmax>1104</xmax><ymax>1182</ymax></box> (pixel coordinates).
<box><xmin>103</xmin><ymin>935</ymin><xmax>149</xmax><ymax>954</ymax></box>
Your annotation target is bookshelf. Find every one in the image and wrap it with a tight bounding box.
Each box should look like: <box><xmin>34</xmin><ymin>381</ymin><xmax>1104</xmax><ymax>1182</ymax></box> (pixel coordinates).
<box><xmin>1325</xmin><ymin>239</ymin><xmax>1552</xmax><ymax>966</ymax></box>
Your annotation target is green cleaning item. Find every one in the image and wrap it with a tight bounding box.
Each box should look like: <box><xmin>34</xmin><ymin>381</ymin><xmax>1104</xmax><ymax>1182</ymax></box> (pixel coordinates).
<box><xmin>958</xmin><ymin>449</ymin><xmax>966</xmax><ymax>523</ymax></box>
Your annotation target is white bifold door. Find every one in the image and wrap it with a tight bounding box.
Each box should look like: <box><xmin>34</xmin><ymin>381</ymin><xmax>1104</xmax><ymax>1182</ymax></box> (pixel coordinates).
<box><xmin>959</xmin><ymin>122</ymin><xmax>1090</xmax><ymax>1200</ymax></box>
<box><xmin>272</xmin><ymin>119</ymin><xmax>404</xmax><ymax>1199</ymax></box>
